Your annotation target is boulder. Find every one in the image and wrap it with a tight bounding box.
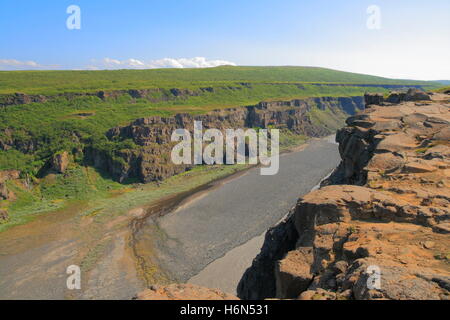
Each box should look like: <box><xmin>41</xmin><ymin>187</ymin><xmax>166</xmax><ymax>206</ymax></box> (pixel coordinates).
<box><xmin>404</xmin><ymin>88</ymin><xmax>431</xmax><ymax>101</ymax></box>
<box><xmin>386</xmin><ymin>92</ymin><xmax>407</xmax><ymax>104</ymax></box>
<box><xmin>364</xmin><ymin>93</ymin><xmax>384</xmax><ymax>106</ymax></box>
<box><xmin>367</xmin><ymin>152</ymin><xmax>404</xmax><ymax>173</ymax></box>
<box><xmin>51</xmin><ymin>151</ymin><xmax>70</xmax><ymax>173</ymax></box>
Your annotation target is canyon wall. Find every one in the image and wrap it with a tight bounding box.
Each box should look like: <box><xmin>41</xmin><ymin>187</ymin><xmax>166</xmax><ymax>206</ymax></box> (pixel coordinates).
<box><xmin>237</xmin><ymin>90</ymin><xmax>450</xmax><ymax>300</ymax></box>
<box><xmin>0</xmin><ymin>84</ymin><xmax>419</xmax><ymax>108</ymax></box>
<box><xmin>89</xmin><ymin>96</ymin><xmax>365</xmax><ymax>183</ymax></box>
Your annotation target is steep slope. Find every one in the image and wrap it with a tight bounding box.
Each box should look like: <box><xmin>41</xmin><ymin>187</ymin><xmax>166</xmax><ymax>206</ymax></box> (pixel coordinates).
<box><xmin>138</xmin><ymin>89</ymin><xmax>449</xmax><ymax>300</ymax></box>
<box><xmin>237</xmin><ymin>89</ymin><xmax>450</xmax><ymax>300</ymax></box>
<box><xmin>90</xmin><ymin>96</ymin><xmax>363</xmax><ymax>183</ymax></box>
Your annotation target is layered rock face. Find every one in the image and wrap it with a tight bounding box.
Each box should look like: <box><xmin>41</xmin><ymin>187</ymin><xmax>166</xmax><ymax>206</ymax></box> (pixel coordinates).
<box><xmin>96</xmin><ymin>96</ymin><xmax>364</xmax><ymax>183</ymax></box>
<box><xmin>239</xmin><ymin>91</ymin><xmax>450</xmax><ymax>300</ymax></box>
<box><xmin>51</xmin><ymin>151</ymin><xmax>70</xmax><ymax>174</ymax></box>
<box><xmin>136</xmin><ymin>91</ymin><xmax>449</xmax><ymax>300</ymax></box>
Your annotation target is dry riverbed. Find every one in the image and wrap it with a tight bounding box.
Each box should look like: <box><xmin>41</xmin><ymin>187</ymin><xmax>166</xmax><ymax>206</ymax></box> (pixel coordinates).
<box><xmin>0</xmin><ymin>136</ymin><xmax>339</xmax><ymax>299</ymax></box>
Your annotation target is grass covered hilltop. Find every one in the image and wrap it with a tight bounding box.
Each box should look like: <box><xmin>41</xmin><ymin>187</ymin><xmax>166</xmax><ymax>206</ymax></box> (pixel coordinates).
<box><xmin>0</xmin><ymin>66</ymin><xmax>442</xmax><ymax>230</ymax></box>
<box><xmin>0</xmin><ymin>66</ymin><xmax>436</xmax><ymax>94</ymax></box>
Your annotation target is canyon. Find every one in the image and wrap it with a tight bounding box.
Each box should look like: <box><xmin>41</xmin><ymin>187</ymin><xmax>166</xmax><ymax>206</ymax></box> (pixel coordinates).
<box><xmin>89</xmin><ymin>96</ymin><xmax>364</xmax><ymax>183</ymax></box>
<box><xmin>138</xmin><ymin>89</ymin><xmax>450</xmax><ymax>300</ymax></box>
<box><xmin>1</xmin><ymin>84</ymin><xmax>448</xmax><ymax>301</ymax></box>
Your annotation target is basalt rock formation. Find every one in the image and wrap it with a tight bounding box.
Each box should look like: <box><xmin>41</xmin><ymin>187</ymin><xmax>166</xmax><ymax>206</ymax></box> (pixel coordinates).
<box><xmin>237</xmin><ymin>90</ymin><xmax>450</xmax><ymax>300</ymax></box>
<box><xmin>0</xmin><ymin>84</ymin><xmax>419</xmax><ymax>108</ymax></box>
<box><xmin>94</xmin><ymin>96</ymin><xmax>364</xmax><ymax>183</ymax></box>
<box><xmin>136</xmin><ymin>90</ymin><xmax>449</xmax><ymax>300</ymax></box>
<box><xmin>51</xmin><ymin>151</ymin><xmax>70</xmax><ymax>174</ymax></box>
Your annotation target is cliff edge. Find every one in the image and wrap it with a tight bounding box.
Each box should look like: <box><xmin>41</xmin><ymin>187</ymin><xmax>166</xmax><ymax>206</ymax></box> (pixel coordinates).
<box><xmin>138</xmin><ymin>89</ymin><xmax>450</xmax><ymax>300</ymax></box>
<box><xmin>238</xmin><ymin>89</ymin><xmax>450</xmax><ymax>300</ymax></box>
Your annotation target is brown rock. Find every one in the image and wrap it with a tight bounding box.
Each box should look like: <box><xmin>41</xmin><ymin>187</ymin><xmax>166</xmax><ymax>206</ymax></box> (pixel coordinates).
<box><xmin>433</xmin><ymin>223</ymin><xmax>450</xmax><ymax>234</ymax></box>
<box><xmin>0</xmin><ymin>170</ymin><xmax>20</xmax><ymax>183</ymax></box>
<box><xmin>298</xmin><ymin>288</ymin><xmax>337</xmax><ymax>300</ymax></box>
<box><xmin>423</xmin><ymin>241</ymin><xmax>435</xmax><ymax>249</ymax></box>
<box><xmin>367</xmin><ymin>153</ymin><xmax>404</xmax><ymax>172</ymax></box>
<box><xmin>135</xmin><ymin>284</ymin><xmax>238</xmax><ymax>300</ymax></box>
<box><xmin>275</xmin><ymin>247</ymin><xmax>314</xmax><ymax>298</ymax></box>
<box><xmin>402</xmin><ymin>162</ymin><xmax>437</xmax><ymax>173</ymax></box>
<box><xmin>405</xmin><ymin>88</ymin><xmax>431</xmax><ymax>101</ymax></box>
<box><xmin>51</xmin><ymin>151</ymin><xmax>70</xmax><ymax>173</ymax></box>
<box><xmin>376</xmin><ymin>133</ymin><xmax>417</xmax><ymax>153</ymax></box>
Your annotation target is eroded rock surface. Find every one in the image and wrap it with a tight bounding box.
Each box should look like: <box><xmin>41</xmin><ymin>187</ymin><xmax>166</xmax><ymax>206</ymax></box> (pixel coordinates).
<box><xmin>95</xmin><ymin>96</ymin><xmax>364</xmax><ymax>183</ymax></box>
<box><xmin>51</xmin><ymin>151</ymin><xmax>70</xmax><ymax>174</ymax></box>
<box><xmin>270</xmin><ymin>91</ymin><xmax>450</xmax><ymax>300</ymax></box>
<box><xmin>237</xmin><ymin>91</ymin><xmax>449</xmax><ymax>300</ymax></box>
<box><xmin>136</xmin><ymin>90</ymin><xmax>449</xmax><ymax>300</ymax></box>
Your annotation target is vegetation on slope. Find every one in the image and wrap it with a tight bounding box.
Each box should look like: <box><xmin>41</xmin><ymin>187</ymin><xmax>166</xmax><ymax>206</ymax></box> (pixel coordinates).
<box><xmin>0</xmin><ymin>66</ymin><xmax>440</xmax><ymax>229</ymax></box>
<box><xmin>0</xmin><ymin>66</ymin><xmax>436</xmax><ymax>95</ymax></box>
<box><xmin>436</xmin><ymin>85</ymin><xmax>450</xmax><ymax>93</ymax></box>
<box><xmin>0</xmin><ymin>83</ymin><xmax>395</xmax><ymax>175</ymax></box>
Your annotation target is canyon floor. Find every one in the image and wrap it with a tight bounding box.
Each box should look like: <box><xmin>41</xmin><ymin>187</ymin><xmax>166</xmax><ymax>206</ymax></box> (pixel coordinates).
<box><xmin>140</xmin><ymin>136</ymin><xmax>340</xmax><ymax>295</ymax></box>
<box><xmin>0</xmin><ymin>136</ymin><xmax>339</xmax><ymax>299</ymax></box>
<box><xmin>139</xmin><ymin>90</ymin><xmax>450</xmax><ymax>301</ymax></box>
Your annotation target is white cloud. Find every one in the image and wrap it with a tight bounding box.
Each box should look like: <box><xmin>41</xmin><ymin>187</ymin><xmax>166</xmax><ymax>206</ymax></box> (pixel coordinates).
<box><xmin>1</xmin><ymin>57</ymin><xmax>236</xmax><ymax>71</ymax></box>
<box><xmin>90</xmin><ymin>57</ymin><xmax>236</xmax><ymax>70</ymax></box>
<box><xmin>0</xmin><ymin>59</ymin><xmax>42</xmax><ymax>70</ymax></box>
<box><xmin>148</xmin><ymin>57</ymin><xmax>236</xmax><ymax>69</ymax></box>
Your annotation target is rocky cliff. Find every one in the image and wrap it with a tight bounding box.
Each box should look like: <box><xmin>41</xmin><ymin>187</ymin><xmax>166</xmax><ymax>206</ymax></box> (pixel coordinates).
<box><xmin>93</xmin><ymin>96</ymin><xmax>364</xmax><ymax>183</ymax></box>
<box><xmin>0</xmin><ymin>84</ymin><xmax>415</xmax><ymax>108</ymax></box>
<box><xmin>238</xmin><ymin>89</ymin><xmax>450</xmax><ymax>300</ymax></box>
<box><xmin>136</xmin><ymin>89</ymin><xmax>449</xmax><ymax>300</ymax></box>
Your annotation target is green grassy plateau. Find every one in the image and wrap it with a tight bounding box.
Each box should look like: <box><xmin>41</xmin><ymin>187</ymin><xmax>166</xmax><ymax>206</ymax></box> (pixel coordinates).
<box><xmin>0</xmin><ymin>66</ymin><xmax>435</xmax><ymax>95</ymax></box>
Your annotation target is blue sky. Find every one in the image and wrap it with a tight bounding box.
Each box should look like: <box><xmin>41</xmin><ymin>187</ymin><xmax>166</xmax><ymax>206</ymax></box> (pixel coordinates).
<box><xmin>0</xmin><ymin>0</ymin><xmax>449</xmax><ymax>80</ymax></box>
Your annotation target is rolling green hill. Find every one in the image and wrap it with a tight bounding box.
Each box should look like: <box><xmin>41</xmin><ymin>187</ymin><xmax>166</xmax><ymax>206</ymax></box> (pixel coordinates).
<box><xmin>0</xmin><ymin>66</ymin><xmax>436</xmax><ymax>95</ymax></box>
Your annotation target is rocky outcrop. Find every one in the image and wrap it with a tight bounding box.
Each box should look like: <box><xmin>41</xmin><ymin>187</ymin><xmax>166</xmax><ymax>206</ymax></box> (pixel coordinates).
<box><xmin>0</xmin><ymin>93</ymin><xmax>47</xmax><ymax>106</ymax></box>
<box><xmin>364</xmin><ymin>88</ymin><xmax>432</xmax><ymax>107</ymax></box>
<box><xmin>237</xmin><ymin>213</ymin><xmax>299</xmax><ymax>299</ymax></box>
<box><xmin>97</xmin><ymin>96</ymin><xmax>364</xmax><ymax>183</ymax></box>
<box><xmin>0</xmin><ymin>170</ymin><xmax>20</xmax><ymax>201</ymax></box>
<box><xmin>238</xmin><ymin>90</ymin><xmax>450</xmax><ymax>300</ymax></box>
<box><xmin>135</xmin><ymin>284</ymin><xmax>238</xmax><ymax>300</ymax></box>
<box><xmin>0</xmin><ymin>84</ymin><xmax>420</xmax><ymax>108</ymax></box>
<box><xmin>0</xmin><ymin>170</ymin><xmax>20</xmax><ymax>223</ymax></box>
<box><xmin>51</xmin><ymin>151</ymin><xmax>70</xmax><ymax>173</ymax></box>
